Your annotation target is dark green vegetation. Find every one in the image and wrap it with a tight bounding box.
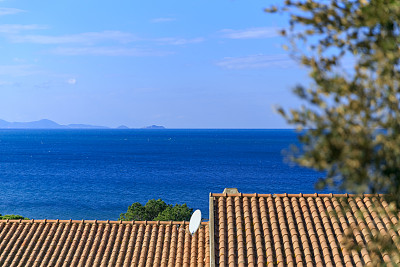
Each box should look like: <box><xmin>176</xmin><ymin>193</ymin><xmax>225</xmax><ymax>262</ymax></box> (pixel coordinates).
<box><xmin>0</xmin><ymin>214</ymin><xmax>28</xmax><ymax>220</ymax></box>
<box><xmin>267</xmin><ymin>0</ymin><xmax>400</xmax><ymax>264</ymax></box>
<box><xmin>119</xmin><ymin>199</ymin><xmax>193</xmax><ymax>221</ymax></box>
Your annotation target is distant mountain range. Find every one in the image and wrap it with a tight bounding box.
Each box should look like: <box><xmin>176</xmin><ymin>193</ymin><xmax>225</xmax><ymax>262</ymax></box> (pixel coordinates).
<box><xmin>0</xmin><ymin>119</ymin><xmax>165</xmax><ymax>129</ymax></box>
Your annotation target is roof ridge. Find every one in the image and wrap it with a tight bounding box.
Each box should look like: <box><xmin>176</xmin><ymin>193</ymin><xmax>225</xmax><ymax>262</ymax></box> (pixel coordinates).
<box><xmin>210</xmin><ymin>193</ymin><xmax>385</xmax><ymax>197</ymax></box>
<box><xmin>0</xmin><ymin>219</ymin><xmax>209</xmax><ymax>225</ymax></box>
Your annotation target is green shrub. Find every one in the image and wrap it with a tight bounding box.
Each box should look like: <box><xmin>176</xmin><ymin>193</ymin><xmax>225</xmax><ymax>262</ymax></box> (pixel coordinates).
<box><xmin>0</xmin><ymin>214</ymin><xmax>28</xmax><ymax>220</ymax></box>
<box><xmin>119</xmin><ymin>199</ymin><xmax>192</xmax><ymax>221</ymax></box>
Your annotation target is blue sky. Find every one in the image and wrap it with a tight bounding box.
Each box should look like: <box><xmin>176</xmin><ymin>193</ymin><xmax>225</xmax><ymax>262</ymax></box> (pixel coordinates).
<box><xmin>0</xmin><ymin>0</ymin><xmax>308</xmax><ymax>128</ymax></box>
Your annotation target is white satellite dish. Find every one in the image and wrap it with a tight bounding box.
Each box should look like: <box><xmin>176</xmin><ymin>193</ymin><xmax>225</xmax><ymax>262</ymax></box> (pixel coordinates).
<box><xmin>189</xmin><ymin>209</ymin><xmax>202</xmax><ymax>235</ymax></box>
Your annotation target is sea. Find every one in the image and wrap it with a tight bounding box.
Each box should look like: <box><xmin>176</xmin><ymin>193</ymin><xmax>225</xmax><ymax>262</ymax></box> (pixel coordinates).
<box><xmin>0</xmin><ymin>129</ymin><xmax>327</xmax><ymax>220</ymax></box>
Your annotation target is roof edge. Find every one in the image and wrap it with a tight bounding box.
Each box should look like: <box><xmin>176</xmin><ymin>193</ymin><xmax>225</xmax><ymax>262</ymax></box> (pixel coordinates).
<box><xmin>0</xmin><ymin>219</ymin><xmax>209</xmax><ymax>225</ymax></box>
<box><xmin>210</xmin><ymin>193</ymin><xmax>385</xmax><ymax>197</ymax></box>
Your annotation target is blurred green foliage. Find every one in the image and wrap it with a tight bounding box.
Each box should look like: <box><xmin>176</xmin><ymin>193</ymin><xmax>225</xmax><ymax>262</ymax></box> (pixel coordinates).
<box><xmin>119</xmin><ymin>199</ymin><xmax>193</xmax><ymax>221</ymax></box>
<box><xmin>267</xmin><ymin>0</ymin><xmax>400</xmax><ymax>203</ymax></box>
<box><xmin>267</xmin><ymin>0</ymin><xmax>400</xmax><ymax>264</ymax></box>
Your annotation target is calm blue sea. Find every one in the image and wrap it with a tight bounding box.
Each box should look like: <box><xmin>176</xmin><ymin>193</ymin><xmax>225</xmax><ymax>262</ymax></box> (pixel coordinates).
<box><xmin>0</xmin><ymin>129</ymin><xmax>326</xmax><ymax>220</ymax></box>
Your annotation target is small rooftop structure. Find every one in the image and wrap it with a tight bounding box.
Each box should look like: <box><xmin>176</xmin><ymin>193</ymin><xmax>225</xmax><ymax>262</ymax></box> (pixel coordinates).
<box><xmin>222</xmin><ymin>188</ymin><xmax>239</xmax><ymax>194</ymax></box>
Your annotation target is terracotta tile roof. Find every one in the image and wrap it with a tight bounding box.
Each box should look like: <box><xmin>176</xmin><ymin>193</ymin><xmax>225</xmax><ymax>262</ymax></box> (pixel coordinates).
<box><xmin>2</xmin><ymin>192</ymin><xmax>399</xmax><ymax>266</ymax></box>
<box><xmin>0</xmin><ymin>219</ymin><xmax>209</xmax><ymax>267</ymax></box>
<box><xmin>210</xmin><ymin>193</ymin><xmax>399</xmax><ymax>267</ymax></box>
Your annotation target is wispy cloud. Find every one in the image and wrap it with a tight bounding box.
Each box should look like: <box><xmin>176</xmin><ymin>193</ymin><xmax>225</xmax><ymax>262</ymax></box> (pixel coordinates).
<box><xmin>6</xmin><ymin>27</ymin><xmax>202</xmax><ymax>56</ymax></box>
<box><xmin>10</xmin><ymin>31</ymin><xmax>137</xmax><ymax>44</ymax></box>
<box><xmin>156</xmin><ymin>37</ymin><xmax>204</xmax><ymax>45</ymax></box>
<box><xmin>0</xmin><ymin>24</ymin><xmax>47</xmax><ymax>34</ymax></box>
<box><xmin>9</xmin><ymin>28</ymin><xmax>205</xmax><ymax>46</ymax></box>
<box><xmin>0</xmin><ymin>7</ymin><xmax>24</xmax><ymax>16</ymax></box>
<box><xmin>13</xmin><ymin>57</ymin><xmax>25</xmax><ymax>62</ymax></box>
<box><xmin>216</xmin><ymin>54</ymin><xmax>295</xmax><ymax>69</ymax></box>
<box><xmin>0</xmin><ymin>64</ymin><xmax>43</xmax><ymax>76</ymax></box>
<box><xmin>0</xmin><ymin>81</ymin><xmax>14</xmax><ymax>86</ymax></box>
<box><xmin>151</xmin><ymin>17</ymin><xmax>176</xmax><ymax>23</ymax></box>
<box><xmin>221</xmin><ymin>27</ymin><xmax>280</xmax><ymax>39</ymax></box>
<box><xmin>49</xmin><ymin>47</ymin><xmax>172</xmax><ymax>57</ymax></box>
<box><xmin>67</xmin><ymin>78</ymin><xmax>76</xmax><ymax>85</ymax></box>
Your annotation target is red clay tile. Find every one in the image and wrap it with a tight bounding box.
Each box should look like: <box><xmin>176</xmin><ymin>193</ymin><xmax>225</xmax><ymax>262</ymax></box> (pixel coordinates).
<box><xmin>0</xmin><ymin>220</ymin><xmax>209</xmax><ymax>267</ymax></box>
<box><xmin>1</xmin><ymin>193</ymin><xmax>399</xmax><ymax>266</ymax></box>
<box><xmin>211</xmin><ymin>193</ymin><xmax>400</xmax><ymax>266</ymax></box>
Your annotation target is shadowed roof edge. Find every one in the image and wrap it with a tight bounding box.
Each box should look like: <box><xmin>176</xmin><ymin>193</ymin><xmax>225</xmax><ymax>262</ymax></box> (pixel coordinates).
<box><xmin>210</xmin><ymin>192</ymin><xmax>385</xmax><ymax>197</ymax></box>
<box><xmin>0</xmin><ymin>219</ymin><xmax>209</xmax><ymax>225</ymax></box>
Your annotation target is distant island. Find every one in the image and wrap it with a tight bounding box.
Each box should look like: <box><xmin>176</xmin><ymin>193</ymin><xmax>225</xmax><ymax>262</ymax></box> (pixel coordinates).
<box><xmin>116</xmin><ymin>125</ymin><xmax>129</xmax><ymax>129</ymax></box>
<box><xmin>0</xmin><ymin>119</ymin><xmax>166</xmax><ymax>129</ymax></box>
<box><xmin>0</xmin><ymin>119</ymin><xmax>108</xmax><ymax>129</ymax></box>
<box><xmin>142</xmin><ymin>125</ymin><xmax>166</xmax><ymax>129</ymax></box>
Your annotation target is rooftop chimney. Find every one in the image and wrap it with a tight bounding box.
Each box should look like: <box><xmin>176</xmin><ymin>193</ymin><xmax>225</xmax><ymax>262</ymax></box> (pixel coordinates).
<box><xmin>222</xmin><ymin>188</ymin><xmax>239</xmax><ymax>194</ymax></box>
